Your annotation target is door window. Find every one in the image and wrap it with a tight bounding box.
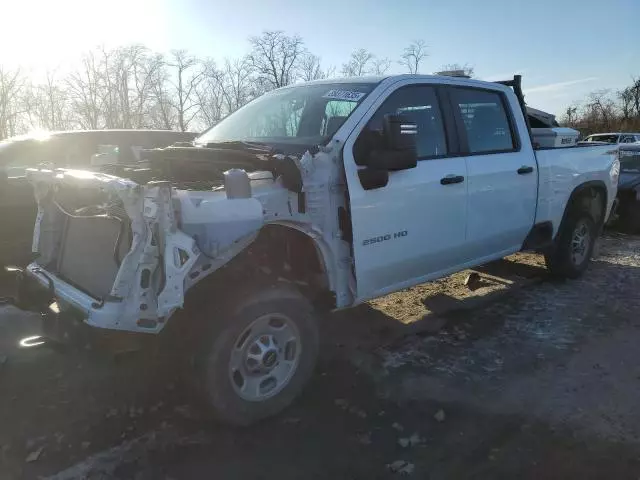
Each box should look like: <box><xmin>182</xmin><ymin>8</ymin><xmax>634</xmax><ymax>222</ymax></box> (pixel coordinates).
<box><xmin>356</xmin><ymin>85</ymin><xmax>448</xmax><ymax>162</ymax></box>
<box><xmin>451</xmin><ymin>88</ymin><xmax>516</xmax><ymax>154</ymax></box>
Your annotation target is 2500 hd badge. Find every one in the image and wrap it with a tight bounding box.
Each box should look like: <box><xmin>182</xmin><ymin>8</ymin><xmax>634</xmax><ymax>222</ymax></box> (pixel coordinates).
<box><xmin>362</xmin><ymin>230</ymin><xmax>408</xmax><ymax>246</ymax></box>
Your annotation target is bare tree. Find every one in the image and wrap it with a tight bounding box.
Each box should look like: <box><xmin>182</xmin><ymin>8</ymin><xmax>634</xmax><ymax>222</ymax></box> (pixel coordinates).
<box><xmin>629</xmin><ymin>76</ymin><xmax>640</xmax><ymax>118</ymax></box>
<box><xmin>194</xmin><ymin>60</ymin><xmax>226</xmax><ymax>128</ymax></box>
<box><xmin>560</xmin><ymin>104</ymin><xmax>580</xmax><ymax>127</ymax></box>
<box><xmin>167</xmin><ymin>50</ymin><xmax>205</xmax><ymax>132</ymax></box>
<box><xmin>341</xmin><ymin>49</ymin><xmax>374</xmax><ymax>77</ymax></box>
<box><xmin>111</xmin><ymin>46</ymin><xmax>164</xmax><ymax>128</ymax></box>
<box><xmin>400</xmin><ymin>40</ymin><xmax>428</xmax><ymax>74</ymax></box>
<box><xmin>219</xmin><ymin>57</ymin><xmax>255</xmax><ymax>114</ymax></box>
<box><xmin>28</xmin><ymin>69</ymin><xmax>72</xmax><ymax>131</ymax></box>
<box><xmin>298</xmin><ymin>54</ymin><xmax>325</xmax><ymax>82</ymax></box>
<box><xmin>148</xmin><ymin>60</ymin><xmax>177</xmax><ymax>130</ymax></box>
<box><xmin>619</xmin><ymin>86</ymin><xmax>634</xmax><ymax>121</ymax></box>
<box><xmin>372</xmin><ymin>57</ymin><xmax>391</xmax><ymax>75</ymax></box>
<box><xmin>66</xmin><ymin>51</ymin><xmax>104</xmax><ymax>129</ymax></box>
<box><xmin>248</xmin><ymin>31</ymin><xmax>305</xmax><ymax>89</ymax></box>
<box><xmin>0</xmin><ymin>67</ymin><xmax>27</xmax><ymax>139</ymax></box>
<box><xmin>584</xmin><ymin>89</ymin><xmax>617</xmax><ymax>131</ymax></box>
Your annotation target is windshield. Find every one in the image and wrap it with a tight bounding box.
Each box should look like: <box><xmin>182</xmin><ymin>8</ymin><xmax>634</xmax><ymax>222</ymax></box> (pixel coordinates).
<box><xmin>195</xmin><ymin>82</ymin><xmax>377</xmax><ymax>147</ymax></box>
<box><xmin>584</xmin><ymin>134</ymin><xmax>620</xmax><ymax>144</ymax></box>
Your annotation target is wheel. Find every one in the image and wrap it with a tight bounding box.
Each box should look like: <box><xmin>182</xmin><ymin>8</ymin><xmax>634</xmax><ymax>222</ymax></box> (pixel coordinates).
<box><xmin>544</xmin><ymin>210</ymin><xmax>596</xmax><ymax>279</ymax></box>
<box><xmin>195</xmin><ymin>283</ymin><xmax>319</xmax><ymax>426</ymax></box>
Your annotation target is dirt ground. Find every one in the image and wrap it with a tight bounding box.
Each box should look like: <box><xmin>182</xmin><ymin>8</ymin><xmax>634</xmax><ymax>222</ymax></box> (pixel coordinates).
<box><xmin>1</xmin><ymin>233</ymin><xmax>640</xmax><ymax>479</ymax></box>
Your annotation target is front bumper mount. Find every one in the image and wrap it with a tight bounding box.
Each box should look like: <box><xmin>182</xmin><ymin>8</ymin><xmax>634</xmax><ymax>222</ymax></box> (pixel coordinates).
<box><xmin>1</xmin><ymin>266</ymin><xmax>92</xmax><ymax>348</ymax></box>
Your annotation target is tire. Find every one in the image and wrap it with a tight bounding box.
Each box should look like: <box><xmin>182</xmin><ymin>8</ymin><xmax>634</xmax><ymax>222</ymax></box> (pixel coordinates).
<box><xmin>544</xmin><ymin>210</ymin><xmax>596</xmax><ymax>279</ymax></box>
<box><xmin>195</xmin><ymin>283</ymin><xmax>319</xmax><ymax>426</ymax></box>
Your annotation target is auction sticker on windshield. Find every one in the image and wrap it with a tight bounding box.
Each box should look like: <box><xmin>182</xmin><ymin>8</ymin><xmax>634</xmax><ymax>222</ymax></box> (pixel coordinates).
<box><xmin>322</xmin><ymin>89</ymin><xmax>366</xmax><ymax>102</ymax></box>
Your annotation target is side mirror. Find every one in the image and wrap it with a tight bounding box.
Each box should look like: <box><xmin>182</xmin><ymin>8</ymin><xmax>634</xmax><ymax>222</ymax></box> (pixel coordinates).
<box><xmin>365</xmin><ymin>114</ymin><xmax>418</xmax><ymax>171</ymax></box>
<box><xmin>384</xmin><ymin>113</ymin><xmax>418</xmax><ymax>150</ymax></box>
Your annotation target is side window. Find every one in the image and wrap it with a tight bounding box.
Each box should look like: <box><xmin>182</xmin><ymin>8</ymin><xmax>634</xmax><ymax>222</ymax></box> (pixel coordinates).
<box><xmin>450</xmin><ymin>88</ymin><xmax>516</xmax><ymax>154</ymax></box>
<box><xmin>356</xmin><ymin>85</ymin><xmax>448</xmax><ymax>161</ymax></box>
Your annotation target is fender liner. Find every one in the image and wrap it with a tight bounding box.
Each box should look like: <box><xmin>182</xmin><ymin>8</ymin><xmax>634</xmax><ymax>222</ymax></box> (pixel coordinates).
<box><xmin>267</xmin><ymin>221</ymin><xmax>337</xmax><ymax>294</ymax></box>
<box><xmin>555</xmin><ymin>180</ymin><xmax>608</xmax><ymax>240</ymax></box>
<box><xmin>184</xmin><ymin>221</ymin><xmax>338</xmax><ymax>304</ymax></box>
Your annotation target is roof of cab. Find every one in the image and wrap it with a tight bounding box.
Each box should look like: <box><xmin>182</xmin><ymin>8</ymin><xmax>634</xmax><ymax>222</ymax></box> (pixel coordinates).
<box><xmin>285</xmin><ymin>74</ymin><xmax>511</xmax><ymax>92</ymax></box>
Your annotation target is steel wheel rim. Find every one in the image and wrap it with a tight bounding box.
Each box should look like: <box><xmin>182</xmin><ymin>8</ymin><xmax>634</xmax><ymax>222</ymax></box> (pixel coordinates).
<box><xmin>571</xmin><ymin>220</ymin><xmax>591</xmax><ymax>267</ymax></box>
<box><xmin>228</xmin><ymin>313</ymin><xmax>301</xmax><ymax>402</ymax></box>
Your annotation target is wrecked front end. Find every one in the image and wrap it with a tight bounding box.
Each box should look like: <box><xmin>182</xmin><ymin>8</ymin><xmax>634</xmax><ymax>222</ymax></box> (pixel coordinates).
<box><xmin>13</xmin><ymin>144</ymin><xmax>350</xmax><ymax>341</ymax></box>
<box><xmin>16</xmin><ymin>169</ymin><xmax>199</xmax><ymax>336</ymax></box>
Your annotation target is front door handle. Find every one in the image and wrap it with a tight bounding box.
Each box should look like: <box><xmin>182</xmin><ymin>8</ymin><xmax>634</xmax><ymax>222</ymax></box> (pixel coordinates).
<box><xmin>517</xmin><ymin>166</ymin><xmax>534</xmax><ymax>175</ymax></box>
<box><xmin>440</xmin><ymin>175</ymin><xmax>465</xmax><ymax>185</ymax></box>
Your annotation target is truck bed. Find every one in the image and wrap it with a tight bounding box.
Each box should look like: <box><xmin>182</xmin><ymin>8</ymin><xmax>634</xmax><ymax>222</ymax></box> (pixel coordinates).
<box><xmin>534</xmin><ymin>143</ymin><xmax>618</xmax><ymax>235</ymax></box>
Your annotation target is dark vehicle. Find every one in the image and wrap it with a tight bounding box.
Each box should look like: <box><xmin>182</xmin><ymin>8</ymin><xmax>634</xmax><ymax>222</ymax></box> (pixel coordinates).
<box><xmin>0</xmin><ymin>129</ymin><xmax>197</xmax><ymax>269</ymax></box>
<box><xmin>614</xmin><ymin>144</ymin><xmax>640</xmax><ymax>232</ymax></box>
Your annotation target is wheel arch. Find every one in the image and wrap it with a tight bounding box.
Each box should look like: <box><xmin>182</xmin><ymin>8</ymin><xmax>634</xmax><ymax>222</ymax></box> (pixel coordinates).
<box><xmin>555</xmin><ymin>180</ymin><xmax>607</xmax><ymax>239</ymax></box>
<box><xmin>263</xmin><ymin>221</ymin><xmax>338</xmax><ymax>293</ymax></box>
<box><xmin>185</xmin><ymin>222</ymin><xmax>339</xmax><ymax>310</ymax></box>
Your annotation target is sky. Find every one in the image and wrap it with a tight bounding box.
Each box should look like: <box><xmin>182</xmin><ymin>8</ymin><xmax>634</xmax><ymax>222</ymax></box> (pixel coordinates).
<box><xmin>1</xmin><ymin>0</ymin><xmax>638</xmax><ymax>116</ymax></box>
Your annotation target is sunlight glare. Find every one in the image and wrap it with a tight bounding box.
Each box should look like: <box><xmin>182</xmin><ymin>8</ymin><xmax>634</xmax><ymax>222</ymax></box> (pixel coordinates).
<box><xmin>0</xmin><ymin>0</ymin><xmax>166</xmax><ymax>68</ymax></box>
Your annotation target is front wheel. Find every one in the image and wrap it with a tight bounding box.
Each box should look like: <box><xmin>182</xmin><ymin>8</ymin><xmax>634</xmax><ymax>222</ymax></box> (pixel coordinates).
<box><xmin>196</xmin><ymin>284</ymin><xmax>319</xmax><ymax>426</ymax></box>
<box><xmin>544</xmin><ymin>212</ymin><xmax>596</xmax><ymax>279</ymax></box>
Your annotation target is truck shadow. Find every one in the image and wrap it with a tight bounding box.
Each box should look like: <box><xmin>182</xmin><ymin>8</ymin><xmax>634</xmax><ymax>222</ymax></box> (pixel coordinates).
<box><xmin>1</xmin><ymin>242</ymin><xmax>638</xmax><ymax>479</ymax></box>
<box><xmin>323</xmin><ymin>255</ymin><xmax>549</xmax><ymax>353</ymax></box>
<box><xmin>421</xmin><ymin>257</ymin><xmax>548</xmax><ymax>314</ymax></box>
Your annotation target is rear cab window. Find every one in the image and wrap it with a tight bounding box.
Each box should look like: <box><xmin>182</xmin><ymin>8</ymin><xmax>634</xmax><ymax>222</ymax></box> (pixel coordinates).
<box><xmin>450</xmin><ymin>88</ymin><xmax>517</xmax><ymax>154</ymax></box>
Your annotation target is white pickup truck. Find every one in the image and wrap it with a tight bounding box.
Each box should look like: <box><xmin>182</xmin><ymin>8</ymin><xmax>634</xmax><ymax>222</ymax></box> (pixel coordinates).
<box><xmin>8</xmin><ymin>74</ymin><xmax>620</xmax><ymax>426</ymax></box>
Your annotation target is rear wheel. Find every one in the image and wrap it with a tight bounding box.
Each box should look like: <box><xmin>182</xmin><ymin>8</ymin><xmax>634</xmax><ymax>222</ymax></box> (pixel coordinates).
<box><xmin>195</xmin><ymin>284</ymin><xmax>319</xmax><ymax>426</ymax></box>
<box><xmin>545</xmin><ymin>211</ymin><xmax>596</xmax><ymax>279</ymax></box>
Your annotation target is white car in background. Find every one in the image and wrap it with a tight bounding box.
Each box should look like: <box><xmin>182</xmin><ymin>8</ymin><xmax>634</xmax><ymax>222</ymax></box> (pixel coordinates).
<box><xmin>582</xmin><ymin>132</ymin><xmax>640</xmax><ymax>145</ymax></box>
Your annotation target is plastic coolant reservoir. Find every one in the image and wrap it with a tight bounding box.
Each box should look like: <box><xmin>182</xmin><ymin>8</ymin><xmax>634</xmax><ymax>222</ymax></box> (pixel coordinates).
<box><xmin>175</xmin><ymin>190</ymin><xmax>264</xmax><ymax>257</ymax></box>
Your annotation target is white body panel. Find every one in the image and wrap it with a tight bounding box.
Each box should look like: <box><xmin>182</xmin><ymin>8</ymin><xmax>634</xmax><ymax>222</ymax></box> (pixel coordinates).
<box><xmin>534</xmin><ymin>145</ymin><xmax>618</xmax><ymax>235</ymax></box>
<box><xmin>464</xmin><ymin>149</ymin><xmax>538</xmax><ymax>261</ymax></box>
<box><xmin>346</xmin><ymin>156</ymin><xmax>469</xmax><ymax>299</ymax></box>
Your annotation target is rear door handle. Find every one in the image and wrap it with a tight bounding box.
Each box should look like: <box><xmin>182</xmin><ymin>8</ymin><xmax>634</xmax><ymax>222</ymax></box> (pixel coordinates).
<box><xmin>517</xmin><ymin>166</ymin><xmax>534</xmax><ymax>175</ymax></box>
<box><xmin>440</xmin><ymin>175</ymin><xmax>465</xmax><ymax>185</ymax></box>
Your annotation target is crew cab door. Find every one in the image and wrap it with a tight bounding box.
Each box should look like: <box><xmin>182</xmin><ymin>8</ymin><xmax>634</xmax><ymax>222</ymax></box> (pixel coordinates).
<box><xmin>343</xmin><ymin>82</ymin><xmax>468</xmax><ymax>301</ymax></box>
<box><xmin>448</xmin><ymin>86</ymin><xmax>537</xmax><ymax>260</ymax></box>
